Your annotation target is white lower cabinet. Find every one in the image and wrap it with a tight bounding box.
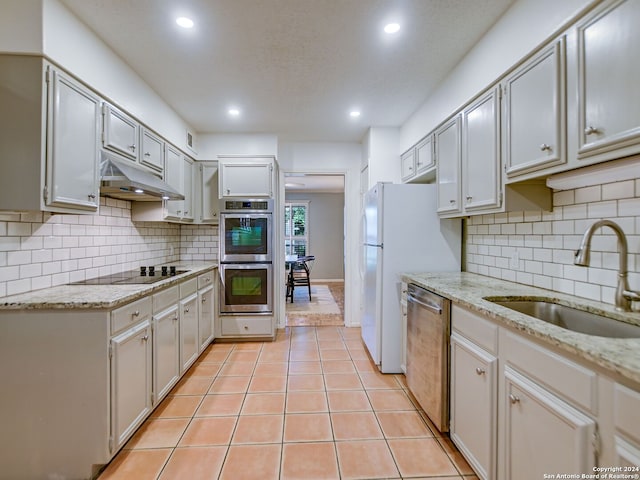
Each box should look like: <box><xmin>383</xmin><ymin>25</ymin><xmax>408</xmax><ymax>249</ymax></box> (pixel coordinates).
<box><xmin>503</xmin><ymin>367</ymin><xmax>596</xmax><ymax>479</ymax></box>
<box><xmin>110</xmin><ymin>319</ymin><xmax>152</xmax><ymax>452</ymax></box>
<box><xmin>153</xmin><ymin>304</ymin><xmax>180</xmax><ymax>403</ymax></box>
<box><xmin>450</xmin><ymin>333</ymin><xmax>497</xmax><ymax>480</ymax></box>
<box><xmin>198</xmin><ymin>284</ymin><xmax>215</xmax><ymax>352</ymax></box>
<box><xmin>180</xmin><ymin>291</ymin><xmax>200</xmax><ymax>373</ymax></box>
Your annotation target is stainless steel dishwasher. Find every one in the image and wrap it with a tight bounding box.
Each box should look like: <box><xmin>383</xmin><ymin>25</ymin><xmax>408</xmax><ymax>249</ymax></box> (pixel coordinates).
<box><xmin>406</xmin><ymin>283</ymin><xmax>450</xmax><ymax>432</ymax></box>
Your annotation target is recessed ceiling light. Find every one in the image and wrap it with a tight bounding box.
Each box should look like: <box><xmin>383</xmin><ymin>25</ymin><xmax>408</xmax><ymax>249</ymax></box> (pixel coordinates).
<box><xmin>384</xmin><ymin>23</ymin><xmax>400</xmax><ymax>34</ymax></box>
<box><xmin>228</xmin><ymin>108</ymin><xmax>241</xmax><ymax>116</ymax></box>
<box><xmin>350</xmin><ymin>111</ymin><xmax>361</xmax><ymax>118</ymax></box>
<box><xmin>176</xmin><ymin>17</ymin><xmax>194</xmax><ymax>28</ymax></box>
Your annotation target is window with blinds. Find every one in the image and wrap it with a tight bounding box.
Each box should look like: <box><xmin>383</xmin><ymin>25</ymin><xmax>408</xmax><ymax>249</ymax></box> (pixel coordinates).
<box><xmin>284</xmin><ymin>201</ymin><xmax>309</xmax><ymax>257</ymax></box>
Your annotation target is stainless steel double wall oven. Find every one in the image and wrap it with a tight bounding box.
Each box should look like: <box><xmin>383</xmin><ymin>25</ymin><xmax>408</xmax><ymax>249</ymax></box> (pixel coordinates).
<box><xmin>219</xmin><ymin>199</ymin><xmax>274</xmax><ymax>314</ymax></box>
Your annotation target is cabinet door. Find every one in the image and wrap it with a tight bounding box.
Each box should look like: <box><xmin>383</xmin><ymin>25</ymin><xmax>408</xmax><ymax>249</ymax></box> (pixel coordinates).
<box><xmin>462</xmin><ymin>88</ymin><xmax>501</xmax><ymax>213</ymax></box>
<box><xmin>180</xmin><ymin>293</ymin><xmax>199</xmax><ymax>373</ymax></box>
<box><xmin>110</xmin><ymin>320</ymin><xmax>152</xmax><ymax>451</ymax></box>
<box><xmin>415</xmin><ymin>135</ymin><xmax>435</xmax><ymax>175</ymax></box>
<box><xmin>219</xmin><ymin>161</ymin><xmax>273</xmax><ymax>197</ymax></box>
<box><xmin>140</xmin><ymin>128</ymin><xmax>164</xmax><ymax>173</ymax></box>
<box><xmin>503</xmin><ymin>39</ymin><xmax>566</xmax><ymax>176</ymax></box>
<box><xmin>182</xmin><ymin>158</ymin><xmax>194</xmax><ymax>221</ymax></box>
<box><xmin>400</xmin><ymin>149</ymin><xmax>416</xmax><ymax>182</ymax></box>
<box><xmin>46</xmin><ymin>68</ymin><xmax>100</xmax><ymax>210</ymax></box>
<box><xmin>577</xmin><ymin>0</ymin><xmax>640</xmax><ymax>161</ymax></box>
<box><xmin>164</xmin><ymin>146</ymin><xmax>184</xmax><ymax>219</ymax></box>
<box><xmin>436</xmin><ymin>115</ymin><xmax>462</xmax><ymax>214</ymax></box>
<box><xmin>153</xmin><ymin>305</ymin><xmax>180</xmax><ymax>404</ymax></box>
<box><xmin>200</xmin><ymin>162</ymin><xmax>219</xmax><ymax>223</ymax></box>
<box><xmin>503</xmin><ymin>367</ymin><xmax>596</xmax><ymax>480</ymax></box>
<box><xmin>198</xmin><ymin>285</ymin><xmax>215</xmax><ymax>352</ymax></box>
<box><xmin>103</xmin><ymin>104</ymin><xmax>139</xmax><ymax>160</ymax></box>
<box><xmin>450</xmin><ymin>333</ymin><xmax>497</xmax><ymax>480</ymax></box>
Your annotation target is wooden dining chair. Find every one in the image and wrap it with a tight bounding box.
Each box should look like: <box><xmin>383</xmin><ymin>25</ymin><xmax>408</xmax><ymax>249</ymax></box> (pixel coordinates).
<box><xmin>287</xmin><ymin>256</ymin><xmax>314</xmax><ymax>302</ymax></box>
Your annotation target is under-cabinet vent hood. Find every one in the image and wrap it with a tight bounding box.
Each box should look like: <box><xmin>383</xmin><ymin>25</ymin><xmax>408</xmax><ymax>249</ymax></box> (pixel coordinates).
<box><xmin>99</xmin><ymin>151</ymin><xmax>184</xmax><ymax>201</ymax></box>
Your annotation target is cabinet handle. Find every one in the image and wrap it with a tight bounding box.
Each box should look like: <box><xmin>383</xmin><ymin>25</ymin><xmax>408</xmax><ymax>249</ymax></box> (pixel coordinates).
<box><xmin>584</xmin><ymin>125</ymin><xmax>600</xmax><ymax>136</ymax></box>
<box><xmin>141</xmin><ymin>335</ymin><xmax>149</xmax><ymax>341</ymax></box>
<box><xmin>144</xmin><ymin>152</ymin><xmax>151</xmax><ymax>157</ymax></box>
<box><xmin>449</xmin><ymin>199</ymin><xmax>456</xmax><ymax>205</ymax></box>
<box><xmin>88</xmin><ymin>194</ymin><xmax>96</xmax><ymax>200</ymax></box>
<box><xmin>132</xmin><ymin>310</ymin><xmax>140</xmax><ymax>317</ymax></box>
<box><xmin>184</xmin><ymin>307</ymin><xmax>190</xmax><ymax>313</ymax></box>
<box><xmin>177</xmin><ymin>210</ymin><xmax>182</xmax><ymax>214</ymax></box>
<box><xmin>475</xmin><ymin>367</ymin><xmax>486</xmax><ymax>375</ymax></box>
<box><xmin>539</xmin><ymin>143</ymin><xmax>551</xmax><ymax>152</ymax></box>
<box><xmin>408</xmin><ymin>166</ymin><xmax>413</xmax><ymax>171</ymax></box>
<box><xmin>243</xmin><ymin>325</ymin><xmax>249</xmax><ymax>330</ymax></box>
<box><xmin>202</xmin><ymin>297</ymin><xmax>207</xmax><ymax>303</ymax></box>
<box><xmin>173</xmin><ymin>315</ymin><xmax>178</xmax><ymax>321</ymax></box>
<box><xmin>509</xmin><ymin>394</ymin><xmax>520</xmax><ymax>405</ymax></box>
<box><xmin>184</xmin><ymin>211</ymin><xmax>189</xmax><ymax>215</ymax></box>
<box><xmin>466</xmin><ymin>195</ymin><xmax>472</xmax><ymax>202</ymax></box>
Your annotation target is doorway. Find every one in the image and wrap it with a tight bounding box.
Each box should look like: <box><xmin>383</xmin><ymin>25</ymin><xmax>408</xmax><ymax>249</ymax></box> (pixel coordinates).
<box><xmin>284</xmin><ymin>173</ymin><xmax>345</xmax><ymax>327</ymax></box>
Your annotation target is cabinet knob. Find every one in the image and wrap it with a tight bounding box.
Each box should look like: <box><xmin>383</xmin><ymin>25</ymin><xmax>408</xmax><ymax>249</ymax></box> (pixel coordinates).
<box><xmin>466</xmin><ymin>195</ymin><xmax>472</xmax><ymax>202</ymax></box>
<box><xmin>141</xmin><ymin>335</ymin><xmax>149</xmax><ymax>341</ymax></box>
<box><xmin>243</xmin><ymin>325</ymin><xmax>249</xmax><ymax>330</ymax></box>
<box><xmin>177</xmin><ymin>210</ymin><xmax>182</xmax><ymax>214</ymax></box>
<box><xmin>226</xmin><ymin>188</ymin><xmax>231</xmax><ymax>194</ymax></box>
<box><xmin>509</xmin><ymin>394</ymin><xmax>520</xmax><ymax>405</ymax></box>
<box><xmin>184</xmin><ymin>211</ymin><xmax>189</xmax><ymax>215</ymax></box>
<box><xmin>449</xmin><ymin>199</ymin><xmax>456</xmax><ymax>205</ymax></box>
<box><xmin>409</xmin><ymin>166</ymin><xmax>413</xmax><ymax>171</ymax></box>
<box><xmin>202</xmin><ymin>297</ymin><xmax>207</xmax><ymax>303</ymax></box>
<box><xmin>144</xmin><ymin>152</ymin><xmax>151</xmax><ymax>157</ymax></box>
<box><xmin>173</xmin><ymin>315</ymin><xmax>178</xmax><ymax>321</ymax></box>
<box><xmin>132</xmin><ymin>310</ymin><xmax>140</xmax><ymax>317</ymax></box>
<box><xmin>185</xmin><ymin>307</ymin><xmax>190</xmax><ymax>313</ymax></box>
<box><xmin>539</xmin><ymin>143</ymin><xmax>552</xmax><ymax>152</ymax></box>
<box><xmin>129</xmin><ymin>145</ymin><xmax>136</xmax><ymax>152</ymax></box>
<box><xmin>88</xmin><ymin>194</ymin><xmax>96</xmax><ymax>200</ymax></box>
<box><xmin>212</xmin><ymin>212</ymin><xmax>217</xmax><ymax>217</ymax></box>
<box><xmin>475</xmin><ymin>367</ymin><xmax>486</xmax><ymax>375</ymax></box>
<box><xmin>584</xmin><ymin>125</ymin><xmax>600</xmax><ymax>136</ymax></box>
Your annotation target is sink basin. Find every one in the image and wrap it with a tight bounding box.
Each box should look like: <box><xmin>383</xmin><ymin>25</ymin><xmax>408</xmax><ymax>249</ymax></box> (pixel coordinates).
<box><xmin>486</xmin><ymin>298</ymin><xmax>640</xmax><ymax>339</ymax></box>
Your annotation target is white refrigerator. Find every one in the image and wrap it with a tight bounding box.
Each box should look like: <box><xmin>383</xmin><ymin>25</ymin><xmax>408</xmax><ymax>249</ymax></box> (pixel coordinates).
<box><xmin>361</xmin><ymin>182</ymin><xmax>461</xmax><ymax>373</ymax></box>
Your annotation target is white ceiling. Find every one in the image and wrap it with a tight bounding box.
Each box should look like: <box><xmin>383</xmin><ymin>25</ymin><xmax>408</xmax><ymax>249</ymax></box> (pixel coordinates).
<box><xmin>284</xmin><ymin>174</ymin><xmax>345</xmax><ymax>193</ymax></box>
<box><xmin>59</xmin><ymin>0</ymin><xmax>515</xmax><ymax>143</ymax></box>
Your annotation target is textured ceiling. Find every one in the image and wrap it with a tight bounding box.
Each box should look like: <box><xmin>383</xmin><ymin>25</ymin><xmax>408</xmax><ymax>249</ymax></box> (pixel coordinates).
<box><xmin>59</xmin><ymin>0</ymin><xmax>515</xmax><ymax>142</ymax></box>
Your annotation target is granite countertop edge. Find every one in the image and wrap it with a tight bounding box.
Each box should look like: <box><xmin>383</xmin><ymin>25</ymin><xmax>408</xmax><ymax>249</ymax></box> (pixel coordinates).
<box><xmin>401</xmin><ymin>271</ymin><xmax>640</xmax><ymax>386</ymax></box>
<box><xmin>0</xmin><ymin>263</ymin><xmax>218</xmax><ymax>311</ymax></box>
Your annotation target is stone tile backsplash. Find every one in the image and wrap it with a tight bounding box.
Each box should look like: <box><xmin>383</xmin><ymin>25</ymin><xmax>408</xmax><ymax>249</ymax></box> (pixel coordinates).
<box><xmin>466</xmin><ymin>178</ymin><xmax>640</xmax><ymax>306</ymax></box>
<box><xmin>0</xmin><ymin>197</ymin><xmax>218</xmax><ymax>297</ymax></box>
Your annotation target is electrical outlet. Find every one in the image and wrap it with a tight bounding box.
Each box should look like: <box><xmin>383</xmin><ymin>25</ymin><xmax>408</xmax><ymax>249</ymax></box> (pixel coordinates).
<box><xmin>510</xmin><ymin>250</ymin><xmax>520</xmax><ymax>270</ymax></box>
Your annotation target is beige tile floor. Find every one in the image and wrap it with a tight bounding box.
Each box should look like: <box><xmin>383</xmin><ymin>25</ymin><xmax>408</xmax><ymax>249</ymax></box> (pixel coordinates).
<box><xmin>98</xmin><ymin>326</ymin><xmax>478</xmax><ymax>480</ymax></box>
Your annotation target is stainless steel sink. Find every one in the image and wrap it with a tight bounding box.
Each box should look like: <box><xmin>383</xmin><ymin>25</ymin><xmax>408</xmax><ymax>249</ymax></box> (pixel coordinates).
<box><xmin>486</xmin><ymin>298</ymin><xmax>640</xmax><ymax>338</ymax></box>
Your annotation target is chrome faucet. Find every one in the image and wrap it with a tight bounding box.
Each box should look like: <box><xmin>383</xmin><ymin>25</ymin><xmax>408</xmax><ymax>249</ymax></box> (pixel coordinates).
<box><xmin>574</xmin><ymin>219</ymin><xmax>640</xmax><ymax>312</ymax></box>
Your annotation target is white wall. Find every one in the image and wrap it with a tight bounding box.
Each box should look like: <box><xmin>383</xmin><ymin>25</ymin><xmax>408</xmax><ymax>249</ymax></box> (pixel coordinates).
<box><xmin>6</xmin><ymin>0</ymin><xmax>196</xmax><ymax>153</ymax></box>
<box><xmin>198</xmin><ymin>134</ymin><xmax>278</xmax><ymax>159</ymax></box>
<box><xmin>285</xmin><ymin>192</ymin><xmax>345</xmax><ymax>280</ymax></box>
<box><xmin>400</xmin><ymin>0</ymin><xmax>596</xmax><ymax>151</ymax></box>
<box><xmin>0</xmin><ymin>0</ymin><xmax>43</xmax><ymax>54</ymax></box>
<box><xmin>278</xmin><ymin>142</ymin><xmax>362</xmax><ymax>326</ymax></box>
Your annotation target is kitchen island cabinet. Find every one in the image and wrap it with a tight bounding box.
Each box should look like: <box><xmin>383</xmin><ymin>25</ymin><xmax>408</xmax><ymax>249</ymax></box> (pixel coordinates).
<box><xmin>0</xmin><ymin>264</ymin><xmax>216</xmax><ymax>479</ymax></box>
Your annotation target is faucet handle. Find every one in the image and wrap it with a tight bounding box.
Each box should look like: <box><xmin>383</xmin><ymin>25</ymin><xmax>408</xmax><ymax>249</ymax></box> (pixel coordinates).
<box><xmin>623</xmin><ymin>290</ymin><xmax>640</xmax><ymax>302</ymax></box>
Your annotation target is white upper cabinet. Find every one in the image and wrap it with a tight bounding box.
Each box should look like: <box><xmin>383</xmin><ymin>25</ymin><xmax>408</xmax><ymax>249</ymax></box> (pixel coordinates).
<box><xmin>219</xmin><ymin>157</ymin><xmax>275</xmax><ymax>198</ymax></box>
<box><xmin>182</xmin><ymin>157</ymin><xmax>194</xmax><ymax>221</ymax></box>
<box><xmin>46</xmin><ymin>67</ymin><xmax>101</xmax><ymax>211</ymax></box>
<box><xmin>103</xmin><ymin>103</ymin><xmax>139</xmax><ymax>161</ymax></box>
<box><xmin>415</xmin><ymin>134</ymin><xmax>435</xmax><ymax>176</ymax></box>
<box><xmin>200</xmin><ymin>162</ymin><xmax>219</xmax><ymax>223</ymax></box>
<box><xmin>436</xmin><ymin>115</ymin><xmax>462</xmax><ymax>215</ymax></box>
<box><xmin>140</xmin><ymin>128</ymin><xmax>164</xmax><ymax>173</ymax></box>
<box><xmin>462</xmin><ymin>87</ymin><xmax>501</xmax><ymax>213</ymax></box>
<box><xmin>164</xmin><ymin>146</ymin><xmax>185</xmax><ymax>220</ymax></box>
<box><xmin>400</xmin><ymin>148</ymin><xmax>416</xmax><ymax>182</ymax></box>
<box><xmin>577</xmin><ymin>0</ymin><xmax>640</xmax><ymax>162</ymax></box>
<box><xmin>503</xmin><ymin>38</ymin><xmax>566</xmax><ymax>178</ymax></box>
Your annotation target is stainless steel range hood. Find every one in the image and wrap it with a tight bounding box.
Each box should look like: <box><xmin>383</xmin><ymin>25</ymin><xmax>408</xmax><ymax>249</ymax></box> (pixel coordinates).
<box><xmin>99</xmin><ymin>151</ymin><xmax>184</xmax><ymax>201</ymax></box>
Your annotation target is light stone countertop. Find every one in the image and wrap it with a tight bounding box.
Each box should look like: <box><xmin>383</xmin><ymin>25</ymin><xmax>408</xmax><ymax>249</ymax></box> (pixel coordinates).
<box><xmin>402</xmin><ymin>271</ymin><xmax>640</xmax><ymax>386</ymax></box>
<box><xmin>0</xmin><ymin>263</ymin><xmax>218</xmax><ymax>311</ymax></box>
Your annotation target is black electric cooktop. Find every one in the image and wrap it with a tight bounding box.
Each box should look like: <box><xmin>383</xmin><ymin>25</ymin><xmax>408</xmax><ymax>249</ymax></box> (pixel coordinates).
<box><xmin>71</xmin><ymin>266</ymin><xmax>189</xmax><ymax>285</ymax></box>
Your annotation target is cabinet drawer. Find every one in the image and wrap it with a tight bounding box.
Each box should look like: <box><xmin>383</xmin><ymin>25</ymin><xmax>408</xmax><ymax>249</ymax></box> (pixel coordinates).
<box><xmin>502</xmin><ymin>330</ymin><xmax>597</xmax><ymax>414</ymax></box>
<box><xmin>180</xmin><ymin>278</ymin><xmax>198</xmax><ymax>298</ymax></box>
<box><xmin>152</xmin><ymin>285</ymin><xmax>179</xmax><ymax>313</ymax></box>
<box><xmin>221</xmin><ymin>317</ymin><xmax>272</xmax><ymax>336</ymax></box>
<box><xmin>451</xmin><ymin>304</ymin><xmax>498</xmax><ymax>354</ymax></box>
<box><xmin>614</xmin><ymin>383</ymin><xmax>640</xmax><ymax>445</ymax></box>
<box><xmin>111</xmin><ymin>297</ymin><xmax>152</xmax><ymax>334</ymax></box>
<box><xmin>198</xmin><ymin>270</ymin><xmax>214</xmax><ymax>289</ymax></box>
